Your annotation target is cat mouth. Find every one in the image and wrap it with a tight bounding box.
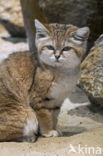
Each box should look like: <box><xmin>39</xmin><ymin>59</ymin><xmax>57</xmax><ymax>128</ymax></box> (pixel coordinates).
<box><xmin>55</xmin><ymin>60</ymin><xmax>59</xmax><ymax>63</ymax></box>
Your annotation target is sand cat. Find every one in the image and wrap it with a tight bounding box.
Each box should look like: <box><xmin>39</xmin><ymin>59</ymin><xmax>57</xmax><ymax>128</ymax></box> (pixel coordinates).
<box><xmin>0</xmin><ymin>19</ymin><xmax>90</xmax><ymax>142</ymax></box>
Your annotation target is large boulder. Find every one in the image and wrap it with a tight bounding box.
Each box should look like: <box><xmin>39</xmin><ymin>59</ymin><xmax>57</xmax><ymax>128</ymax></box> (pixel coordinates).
<box><xmin>79</xmin><ymin>35</ymin><xmax>103</xmax><ymax>107</ymax></box>
<box><xmin>0</xmin><ymin>0</ymin><xmax>103</xmax><ymax>42</ymax></box>
<box><xmin>39</xmin><ymin>0</ymin><xmax>103</xmax><ymax>42</ymax></box>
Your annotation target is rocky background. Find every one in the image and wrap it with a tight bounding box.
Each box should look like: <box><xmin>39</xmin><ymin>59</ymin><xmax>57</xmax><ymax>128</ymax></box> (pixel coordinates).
<box><xmin>79</xmin><ymin>35</ymin><xmax>103</xmax><ymax>108</ymax></box>
<box><xmin>39</xmin><ymin>0</ymin><xmax>103</xmax><ymax>43</ymax></box>
<box><xmin>0</xmin><ymin>0</ymin><xmax>103</xmax><ymax>42</ymax></box>
<box><xmin>0</xmin><ymin>0</ymin><xmax>103</xmax><ymax>155</ymax></box>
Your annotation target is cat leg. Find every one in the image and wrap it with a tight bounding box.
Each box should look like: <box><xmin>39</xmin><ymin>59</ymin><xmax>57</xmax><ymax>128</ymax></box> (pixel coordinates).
<box><xmin>35</xmin><ymin>108</ymin><xmax>60</xmax><ymax>137</ymax></box>
<box><xmin>0</xmin><ymin>104</ymin><xmax>38</xmax><ymax>142</ymax></box>
<box><xmin>51</xmin><ymin>108</ymin><xmax>60</xmax><ymax>129</ymax></box>
<box><xmin>52</xmin><ymin>108</ymin><xmax>63</xmax><ymax>136</ymax></box>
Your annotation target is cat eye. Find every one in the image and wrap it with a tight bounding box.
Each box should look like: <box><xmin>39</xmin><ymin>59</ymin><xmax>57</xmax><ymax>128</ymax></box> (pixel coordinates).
<box><xmin>38</xmin><ymin>34</ymin><xmax>46</xmax><ymax>38</ymax></box>
<box><xmin>46</xmin><ymin>45</ymin><xmax>55</xmax><ymax>50</ymax></box>
<box><xmin>62</xmin><ymin>46</ymin><xmax>72</xmax><ymax>51</ymax></box>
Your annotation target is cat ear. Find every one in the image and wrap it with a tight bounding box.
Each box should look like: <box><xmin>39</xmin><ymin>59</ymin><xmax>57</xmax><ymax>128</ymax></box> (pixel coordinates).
<box><xmin>71</xmin><ymin>27</ymin><xmax>90</xmax><ymax>44</ymax></box>
<box><xmin>76</xmin><ymin>27</ymin><xmax>90</xmax><ymax>39</ymax></box>
<box><xmin>34</xmin><ymin>19</ymin><xmax>49</xmax><ymax>39</ymax></box>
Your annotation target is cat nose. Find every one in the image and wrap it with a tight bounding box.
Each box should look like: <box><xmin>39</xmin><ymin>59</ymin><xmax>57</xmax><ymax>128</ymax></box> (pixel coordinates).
<box><xmin>54</xmin><ymin>54</ymin><xmax>60</xmax><ymax>60</ymax></box>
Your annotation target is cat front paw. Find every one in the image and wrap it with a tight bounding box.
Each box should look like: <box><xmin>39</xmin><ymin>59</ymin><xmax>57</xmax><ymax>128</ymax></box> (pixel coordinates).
<box><xmin>42</xmin><ymin>130</ymin><xmax>59</xmax><ymax>137</ymax></box>
<box><xmin>17</xmin><ymin>134</ymin><xmax>37</xmax><ymax>142</ymax></box>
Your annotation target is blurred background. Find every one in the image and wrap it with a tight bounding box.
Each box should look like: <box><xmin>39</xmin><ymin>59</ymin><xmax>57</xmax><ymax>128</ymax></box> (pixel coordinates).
<box><xmin>0</xmin><ymin>0</ymin><xmax>103</xmax><ymax>43</ymax></box>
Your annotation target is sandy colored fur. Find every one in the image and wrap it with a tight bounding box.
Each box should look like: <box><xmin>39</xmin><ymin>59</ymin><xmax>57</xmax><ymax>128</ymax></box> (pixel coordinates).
<box><xmin>0</xmin><ymin>21</ymin><xmax>89</xmax><ymax>142</ymax></box>
<box><xmin>0</xmin><ymin>51</ymin><xmax>59</xmax><ymax>141</ymax></box>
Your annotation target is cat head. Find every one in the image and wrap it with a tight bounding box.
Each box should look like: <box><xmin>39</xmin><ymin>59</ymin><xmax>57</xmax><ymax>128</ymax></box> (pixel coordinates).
<box><xmin>34</xmin><ymin>19</ymin><xmax>90</xmax><ymax>70</ymax></box>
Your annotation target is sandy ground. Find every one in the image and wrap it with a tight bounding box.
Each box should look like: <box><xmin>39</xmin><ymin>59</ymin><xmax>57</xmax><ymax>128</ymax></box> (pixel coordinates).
<box><xmin>0</xmin><ymin>27</ymin><xmax>103</xmax><ymax>156</ymax></box>
<box><xmin>0</xmin><ymin>88</ymin><xmax>103</xmax><ymax>156</ymax></box>
<box><xmin>0</xmin><ymin>128</ymin><xmax>103</xmax><ymax>156</ymax></box>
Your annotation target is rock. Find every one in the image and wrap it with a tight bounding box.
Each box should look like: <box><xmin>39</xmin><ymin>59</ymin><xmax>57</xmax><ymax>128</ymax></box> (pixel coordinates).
<box><xmin>0</xmin><ymin>0</ymin><xmax>25</xmax><ymax>37</ymax></box>
<box><xmin>0</xmin><ymin>0</ymin><xmax>23</xmax><ymax>27</ymax></box>
<box><xmin>0</xmin><ymin>18</ymin><xmax>26</xmax><ymax>37</ymax></box>
<box><xmin>79</xmin><ymin>35</ymin><xmax>103</xmax><ymax>107</ymax></box>
<box><xmin>0</xmin><ymin>0</ymin><xmax>103</xmax><ymax>41</ymax></box>
<box><xmin>39</xmin><ymin>0</ymin><xmax>103</xmax><ymax>42</ymax></box>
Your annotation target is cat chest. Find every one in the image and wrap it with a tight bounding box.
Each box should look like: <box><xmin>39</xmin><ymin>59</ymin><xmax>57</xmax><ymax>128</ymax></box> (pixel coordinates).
<box><xmin>49</xmin><ymin>78</ymin><xmax>76</xmax><ymax>101</ymax></box>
